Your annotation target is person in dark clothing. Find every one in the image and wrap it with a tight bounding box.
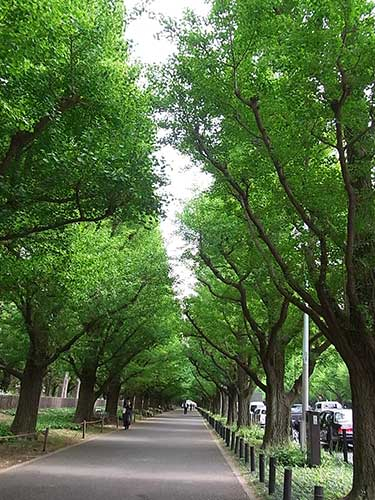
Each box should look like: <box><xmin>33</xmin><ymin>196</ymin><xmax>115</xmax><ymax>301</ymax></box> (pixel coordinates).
<box><xmin>123</xmin><ymin>397</ymin><xmax>133</xmax><ymax>430</ymax></box>
<box><xmin>183</xmin><ymin>401</ymin><xmax>188</xmax><ymax>415</ymax></box>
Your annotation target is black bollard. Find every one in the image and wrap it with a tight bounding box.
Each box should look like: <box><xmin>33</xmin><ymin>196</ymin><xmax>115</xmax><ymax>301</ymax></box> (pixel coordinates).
<box><xmin>259</xmin><ymin>453</ymin><xmax>265</xmax><ymax>483</ymax></box>
<box><xmin>342</xmin><ymin>430</ymin><xmax>348</xmax><ymax>463</ymax></box>
<box><xmin>226</xmin><ymin>428</ymin><xmax>231</xmax><ymax>446</ymax></box>
<box><xmin>250</xmin><ymin>446</ymin><xmax>256</xmax><ymax>472</ymax></box>
<box><xmin>235</xmin><ymin>435</ymin><xmax>239</xmax><ymax>455</ymax></box>
<box><xmin>42</xmin><ymin>427</ymin><xmax>49</xmax><ymax>453</ymax></box>
<box><xmin>314</xmin><ymin>485</ymin><xmax>324</xmax><ymax>500</ymax></box>
<box><xmin>283</xmin><ymin>468</ymin><xmax>292</xmax><ymax>500</ymax></box>
<box><xmin>244</xmin><ymin>442</ymin><xmax>249</xmax><ymax>464</ymax></box>
<box><xmin>268</xmin><ymin>457</ymin><xmax>276</xmax><ymax>495</ymax></box>
<box><xmin>239</xmin><ymin>438</ymin><xmax>244</xmax><ymax>459</ymax></box>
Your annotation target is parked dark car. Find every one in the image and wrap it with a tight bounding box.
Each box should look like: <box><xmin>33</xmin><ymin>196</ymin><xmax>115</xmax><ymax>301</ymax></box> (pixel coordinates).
<box><xmin>320</xmin><ymin>409</ymin><xmax>353</xmax><ymax>447</ymax></box>
<box><xmin>291</xmin><ymin>404</ymin><xmax>315</xmax><ymax>442</ymax></box>
<box><xmin>291</xmin><ymin>405</ymin><xmax>302</xmax><ymax>441</ymax></box>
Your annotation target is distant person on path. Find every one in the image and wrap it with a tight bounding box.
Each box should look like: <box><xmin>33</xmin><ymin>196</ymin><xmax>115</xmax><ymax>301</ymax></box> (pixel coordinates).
<box><xmin>189</xmin><ymin>403</ymin><xmax>193</xmax><ymax>411</ymax></box>
<box><xmin>123</xmin><ymin>397</ymin><xmax>133</xmax><ymax>430</ymax></box>
<box><xmin>183</xmin><ymin>401</ymin><xmax>188</xmax><ymax>415</ymax></box>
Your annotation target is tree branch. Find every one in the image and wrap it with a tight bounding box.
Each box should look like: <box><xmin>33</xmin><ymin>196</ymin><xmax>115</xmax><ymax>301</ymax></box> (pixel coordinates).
<box><xmin>0</xmin><ymin>207</ymin><xmax>114</xmax><ymax>242</ymax></box>
<box><xmin>0</xmin><ymin>95</ymin><xmax>82</xmax><ymax>177</ymax></box>
<box><xmin>0</xmin><ymin>359</ymin><xmax>23</xmax><ymax>380</ymax></box>
<box><xmin>185</xmin><ymin>309</ymin><xmax>266</xmax><ymax>392</ymax></box>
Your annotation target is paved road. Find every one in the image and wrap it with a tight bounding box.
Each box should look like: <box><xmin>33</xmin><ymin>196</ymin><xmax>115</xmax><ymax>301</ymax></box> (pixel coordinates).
<box><xmin>0</xmin><ymin>410</ymin><xmax>252</xmax><ymax>500</ymax></box>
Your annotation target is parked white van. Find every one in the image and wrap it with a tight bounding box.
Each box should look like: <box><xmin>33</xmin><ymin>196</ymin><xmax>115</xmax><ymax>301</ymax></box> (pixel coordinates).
<box><xmin>250</xmin><ymin>402</ymin><xmax>265</xmax><ymax>414</ymax></box>
<box><xmin>314</xmin><ymin>401</ymin><xmax>343</xmax><ymax>412</ymax></box>
<box><xmin>254</xmin><ymin>407</ymin><xmax>267</xmax><ymax>426</ymax></box>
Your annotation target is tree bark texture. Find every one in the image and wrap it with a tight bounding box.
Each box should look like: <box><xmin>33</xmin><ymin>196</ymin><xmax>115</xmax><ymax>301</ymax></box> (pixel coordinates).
<box><xmin>221</xmin><ymin>391</ymin><xmax>228</xmax><ymax>418</ymax></box>
<box><xmin>226</xmin><ymin>386</ymin><xmax>236</xmax><ymax>426</ymax></box>
<box><xmin>10</xmin><ymin>358</ymin><xmax>45</xmax><ymax>434</ymax></box>
<box><xmin>237</xmin><ymin>367</ymin><xmax>252</xmax><ymax>428</ymax></box>
<box><xmin>73</xmin><ymin>369</ymin><xmax>97</xmax><ymax>423</ymax></box>
<box><xmin>343</xmin><ymin>353</ymin><xmax>375</xmax><ymax>499</ymax></box>
<box><xmin>105</xmin><ymin>377</ymin><xmax>121</xmax><ymax>421</ymax></box>
<box><xmin>213</xmin><ymin>391</ymin><xmax>221</xmax><ymax>414</ymax></box>
<box><xmin>263</xmin><ymin>350</ymin><xmax>293</xmax><ymax>448</ymax></box>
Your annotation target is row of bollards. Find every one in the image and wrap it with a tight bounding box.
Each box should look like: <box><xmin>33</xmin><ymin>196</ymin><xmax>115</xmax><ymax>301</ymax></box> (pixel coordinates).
<box><xmin>199</xmin><ymin>410</ymin><xmax>324</xmax><ymax>500</ymax></box>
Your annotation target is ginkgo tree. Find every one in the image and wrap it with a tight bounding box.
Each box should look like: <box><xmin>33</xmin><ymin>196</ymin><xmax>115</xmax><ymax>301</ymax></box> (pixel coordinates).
<box><xmin>160</xmin><ymin>1</ymin><xmax>375</xmax><ymax>495</ymax></box>
<box><xmin>181</xmin><ymin>192</ymin><xmax>327</xmax><ymax>445</ymax></box>
<box><xmin>0</xmin><ymin>0</ymin><xmax>159</xmax><ymax>243</ymax></box>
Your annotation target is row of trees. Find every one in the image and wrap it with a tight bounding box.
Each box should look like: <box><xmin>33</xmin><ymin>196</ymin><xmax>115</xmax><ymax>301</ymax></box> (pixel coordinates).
<box><xmin>159</xmin><ymin>1</ymin><xmax>375</xmax><ymax>498</ymax></box>
<box><xmin>0</xmin><ymin>0</ymin><xmax>190</xmax><ymax>434</ymax></box>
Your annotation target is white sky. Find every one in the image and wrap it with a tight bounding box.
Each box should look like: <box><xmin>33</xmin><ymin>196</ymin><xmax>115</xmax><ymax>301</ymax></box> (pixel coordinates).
<box><xmin>125</xmin><ymin>0</ymin><xmax>212</xmax><ymax>298</ymax></box>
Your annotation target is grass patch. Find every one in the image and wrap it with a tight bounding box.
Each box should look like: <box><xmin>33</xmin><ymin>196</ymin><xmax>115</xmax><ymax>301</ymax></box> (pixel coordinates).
<box><xmin>245</xmin><ymin>443</ymin><xmax>352</xmax><ymax>499</ymax></box>
<box><xmin>293</xmin><ymin>452</ymin><xmax>352</xmax><ymax>499</ymax></box>
<box><xmin>36</xmin><ymin>408</ymin><xmax>80</xmax><ymax>431</ymax></box>
<box><xmin>0</xmin><ymin>428</ymin><xmax>83</xmax><ymax>470</ymax></box>
<box><xmin>0</xmin><ymin>421</ymin><xmax>12</xmax><ymax>436</ymax></box>
<box><xmin>0</xmin><ymin>407</ymin><xmax>117</xmax><ymax>471</ymax></box>
<box><xmin>0</xmin><ymin>408</ymin><xmax>80</xmax><ymax>432</ymax></box>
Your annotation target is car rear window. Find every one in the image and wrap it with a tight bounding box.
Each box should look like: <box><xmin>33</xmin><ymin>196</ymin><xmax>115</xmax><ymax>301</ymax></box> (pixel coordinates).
<box><xmin>334</xmin><ymin>411</ymin><xmax>352</xmax><ymax>423</ymax></box>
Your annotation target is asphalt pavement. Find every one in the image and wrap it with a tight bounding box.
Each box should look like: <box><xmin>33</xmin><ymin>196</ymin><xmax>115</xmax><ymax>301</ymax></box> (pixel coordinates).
<box><xmin>0</xmin><ymin>410</ymin><xmax>253</xmax><ymax>500</ymax></box>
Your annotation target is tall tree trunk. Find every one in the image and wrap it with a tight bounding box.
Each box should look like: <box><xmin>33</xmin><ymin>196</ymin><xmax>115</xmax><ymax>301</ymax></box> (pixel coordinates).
<box><xmin>11</xmin><ymin>358</ymin><xmax>45</xmax><ymax>434</ymax></box>
<box><xmin>237</xmin><ymin>367</ymin><xmax>252</xmax><ymax>428</ymax></box>
<box><xmin>263</xmin><ymin>354</ymin><xmax>292</xmax><ymax>448</ymax></box>
<box><xmin>221</xmin><ymin>391</ymin><xmax>228</xmax><ymax>418</ymax></box>
<box><xmin>105</xmin><ymin>377</ymin><xmax>121</xmax><ymax>422</ymax></box>
<box><xmin>226</xmin><ymin>386</ymin><xmax>236</xmax><ymax>425</ymax></box>
<box><xmin>344</xmin><ymin>354</ymin><xmax>375</xmax><ymax>499</ymax></box>
<box><xmin>213</xmin><ymin>391</ymin><xmax>221</xmax><ymax>414</ymax></box>
<box><xmin>73</xmin><ymin>368</ymin><xmax>97</xmax><ymax>423</ymax></box>
<box><xmin>263</xmin><ymin>383</ymin><xmax>291</xmax><ymax>448</ymax></box>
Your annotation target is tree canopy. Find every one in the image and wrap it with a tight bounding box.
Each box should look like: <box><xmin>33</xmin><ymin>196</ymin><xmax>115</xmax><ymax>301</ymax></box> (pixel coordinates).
<box><xmin>158</xmin><ymin>1</ymin><xmax>375</xmax><ymax>497</ymax></box>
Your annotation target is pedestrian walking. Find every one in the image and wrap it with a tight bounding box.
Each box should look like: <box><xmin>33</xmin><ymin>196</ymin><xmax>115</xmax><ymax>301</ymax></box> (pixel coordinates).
<box><xmin>123</xmin><ymin>396</ymin><xmax>133</xmax><ymax>430</ymax></box>
<box><xmin>183</xmin><ymin>401</ymin><xmax>188</xmax><ymax>415</ymax></box>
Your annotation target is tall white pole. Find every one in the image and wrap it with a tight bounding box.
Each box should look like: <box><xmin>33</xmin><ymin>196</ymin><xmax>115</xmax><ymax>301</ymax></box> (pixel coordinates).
<box><xmin>61</xmin><ymin>372</ymin><xmax>70</xmax><ymax>399</ymax></box>
<box><xmin>300</xmin><ymin>312</ymin><xmax>309</xmax><ymax>449</ymax></box>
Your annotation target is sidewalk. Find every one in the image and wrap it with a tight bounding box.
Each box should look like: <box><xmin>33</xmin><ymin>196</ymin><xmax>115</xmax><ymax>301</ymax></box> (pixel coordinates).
<box><xmin>0</xmin><ymin>410</ymin><xmax>253</xmax><ymax>500</ymax></box>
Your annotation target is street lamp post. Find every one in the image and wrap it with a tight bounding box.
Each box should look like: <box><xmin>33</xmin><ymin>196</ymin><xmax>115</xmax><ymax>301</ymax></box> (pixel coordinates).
<box><xmin>300</xmin><ymin>312</ymin><xmax>309</xmax><ymax>449</ymax></box>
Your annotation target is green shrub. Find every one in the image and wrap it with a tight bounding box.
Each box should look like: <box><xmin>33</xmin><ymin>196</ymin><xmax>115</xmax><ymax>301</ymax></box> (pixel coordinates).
<box><xmin>36</xmin><ymin>408</ymin><xmax>80</xmax><ymax>431</ymax></box>
<box><xmin>290</xmin><ymin>452</ymin><xmax>352</xmax><ymax>500</ymax></box>
<box><xmin>268</xmin><ymin>442</ymin><xmax>306</xmax><ymax>467</ymax></box>
<box><xmin>238</xmin><ymin>425</ymin><xmax>264</xmax><ymax>446</ymax></box>
<box><xmin>211</xmin><ymin>413</ymin><xmax>226</xmax><ymax>424</ymax></box>
<box><xmin>0</xmin><ymin>422</ymin><xmax>12</xmax><ymax>437</ymax></box>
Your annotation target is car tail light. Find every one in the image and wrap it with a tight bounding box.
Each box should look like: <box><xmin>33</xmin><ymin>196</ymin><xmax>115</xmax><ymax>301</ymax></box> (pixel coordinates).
<box><xmin>338</xmin><ymin>426</ymin><xmax>353</xmax><ymax>434</ymax></box>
